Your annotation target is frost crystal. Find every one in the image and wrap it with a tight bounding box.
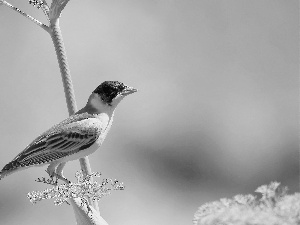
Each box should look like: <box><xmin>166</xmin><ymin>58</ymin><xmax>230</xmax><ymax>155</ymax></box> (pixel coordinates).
<box><xmin>27</xmin><ymin>171</ymin><xmax>125</xmax><ymax>205</ymax></box>
<box><xmin>29</xmin><ymin>0</ymin><xmax>44</xmax><ymax>9</ymax></box>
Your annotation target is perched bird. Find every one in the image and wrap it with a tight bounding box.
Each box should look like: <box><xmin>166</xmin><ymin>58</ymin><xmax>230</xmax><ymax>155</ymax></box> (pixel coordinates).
<box><xmin>0</xmin><ymin>81</ymin><xmax>137</xmax><ymax>180</ymax></box>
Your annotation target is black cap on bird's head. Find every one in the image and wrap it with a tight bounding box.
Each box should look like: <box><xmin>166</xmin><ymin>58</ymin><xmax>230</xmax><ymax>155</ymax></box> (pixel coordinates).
<box><xmin>93</xmin><ymin>81</ymin><xmax>137</xmax><ymax>105</ymax></box>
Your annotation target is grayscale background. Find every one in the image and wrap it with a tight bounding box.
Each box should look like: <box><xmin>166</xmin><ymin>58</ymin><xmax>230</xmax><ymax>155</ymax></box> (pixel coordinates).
<box><xmin>0</xmin><ymin>1</ymin><xmax>298</xmax><ymax>225</ymax></box>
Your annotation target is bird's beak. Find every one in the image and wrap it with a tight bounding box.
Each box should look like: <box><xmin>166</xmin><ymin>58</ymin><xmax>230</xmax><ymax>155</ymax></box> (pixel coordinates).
<box><xmin>121</xmin><ymin>86</ymin><xmax>138</xmax><ymax>96</ymax></box>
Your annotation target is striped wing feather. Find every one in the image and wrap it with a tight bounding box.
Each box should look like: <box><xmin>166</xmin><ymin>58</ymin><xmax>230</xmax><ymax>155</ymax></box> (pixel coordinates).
<box><xmin>2</xmin><ymin>113</ymin><xmax>103</xmax><ymax>171</ymax></box>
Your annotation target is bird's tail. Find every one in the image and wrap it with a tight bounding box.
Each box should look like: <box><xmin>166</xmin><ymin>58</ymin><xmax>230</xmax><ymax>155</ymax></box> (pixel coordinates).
<box><xmin>0</xmin><ymin>170</ymin><xmax>11</xmax><ymax>180</ymax></box>
<box><xmin>0</xmin><ymin>161</ymin><xmax>23</xmax><ymax>180</ymax></box>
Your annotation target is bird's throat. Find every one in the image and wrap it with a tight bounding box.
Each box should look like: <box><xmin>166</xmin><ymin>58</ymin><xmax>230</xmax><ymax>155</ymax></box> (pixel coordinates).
<box><xmin>87</xmin><ymin>93</ymin><xmax>114</xmax><ymax>115</ymax></box>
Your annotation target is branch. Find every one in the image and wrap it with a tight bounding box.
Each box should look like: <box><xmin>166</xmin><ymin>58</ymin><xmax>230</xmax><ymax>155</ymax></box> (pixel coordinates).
<box><xmin>49</xmin><ymin>19</ymin><xmax>77</xmax><ymax>115</ymax></box>
<box><xmin>71</xmin><ymin>198</ymin><xmax>108</xmax><ymax>225</ymax></box>
<box><xmin>49</xmin><ymin>18</ymin><xmax>100</xmax><ymax>213</ymax></box>
<box><xmin>1</xmin><ymin>0</ymin><xmax>49</xmax><ymax>32</ymax></box>
<box><xmin>47</xmin><ymin>0</ymin><xmax>100</xmax><ymax>213</ymax></box>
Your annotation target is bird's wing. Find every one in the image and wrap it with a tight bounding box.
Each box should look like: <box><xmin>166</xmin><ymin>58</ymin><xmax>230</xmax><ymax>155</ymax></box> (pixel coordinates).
<box><xmin>2</xmin><ymin>113</ymin><xmax>104</xmax><ymax>171</ymax></box>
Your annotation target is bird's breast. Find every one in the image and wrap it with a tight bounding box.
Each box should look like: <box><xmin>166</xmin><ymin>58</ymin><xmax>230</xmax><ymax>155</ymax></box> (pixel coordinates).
<box><xmin>95</xmin><ymin>113</ymin><xmax>114</xmax><ymax>146</ymax></box>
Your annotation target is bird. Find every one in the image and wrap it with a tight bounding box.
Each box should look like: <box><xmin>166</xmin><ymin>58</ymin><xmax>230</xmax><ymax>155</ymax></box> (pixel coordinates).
<box><xmin>0</xmin><ymin>81</ymin><xmax>137</xmax><ymax>180</ymax></box>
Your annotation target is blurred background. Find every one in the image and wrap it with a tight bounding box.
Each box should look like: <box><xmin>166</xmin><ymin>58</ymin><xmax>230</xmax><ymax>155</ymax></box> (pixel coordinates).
<box><xmin>0</xmin><ymin>0</ymin><xmax>298</xmax><ymax>224</ymax></box>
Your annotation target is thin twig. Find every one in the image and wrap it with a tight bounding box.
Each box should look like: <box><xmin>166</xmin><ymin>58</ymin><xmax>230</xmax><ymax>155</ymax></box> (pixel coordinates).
<box><xmin>40</xmin><ymin>0</ymin><xmax>50</xmax><ymax>22</ymax></box>
<box><xmin>1</xmin><ymin>0</ymin><xmax>49</xmax><ymax>32</ymax></box>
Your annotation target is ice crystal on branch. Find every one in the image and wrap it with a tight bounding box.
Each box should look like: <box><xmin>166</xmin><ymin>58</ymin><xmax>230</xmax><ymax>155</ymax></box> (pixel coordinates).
<box><xmin>29</xmin><ymin>0</ymin><xmax>44</xmax><ymax>9</ymax></box>
<box><xmin>28</xmin><ymin>0</ymin><xmax>50</xmax><ymax>20</ymax></box>
<box><xmin>27</xmin><ymin>171</ymin><xmax>125</xmax><ymax>205</ymax></box>
<box><xmin>28</xmin><ymin>0</ymin><xmax>71</xmax><ymax>22</ymax></box>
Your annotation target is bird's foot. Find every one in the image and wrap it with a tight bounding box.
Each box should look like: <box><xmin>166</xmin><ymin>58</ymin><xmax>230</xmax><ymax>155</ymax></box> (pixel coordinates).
<box><xmin>53</xmin><ymin>172</ymin><xmax>71</xmax><ymax>184</ymax></box>
<box><xmin>35</xmin><ymin>172</ymin><xmax>57</xmax><ymax>185</ymax></box>
<box><xmin>45</xmin><ymin>169</ymin><xmax>70</xmax><ymax>184</ymax></box>
<box><xmin>45</xmin><ymin>169</ymin><xmax>58</xmax><ymax>185</ymax></box>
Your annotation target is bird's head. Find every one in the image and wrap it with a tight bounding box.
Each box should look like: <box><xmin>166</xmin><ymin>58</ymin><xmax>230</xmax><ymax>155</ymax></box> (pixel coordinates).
<box><xmin>88</xmin><ymin>81</ymin><xmax>137</xmax><ymax>113</ymax></box>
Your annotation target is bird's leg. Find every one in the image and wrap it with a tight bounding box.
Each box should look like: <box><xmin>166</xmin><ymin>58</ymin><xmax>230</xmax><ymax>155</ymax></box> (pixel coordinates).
<box><xmin>56</xmin><ymin>162</ymin><xmax>66</xmax><ymax>179</ymax></box>
<box><xmin>44</xmin><ymin>171</ymin><xmax>57</xmax><ymax>185</ymax></box>
<box><xmin>53</xmin><ymin>172</ymin><xmax>71</xmax><ymax>184</ymax></box>
<box><xmin>55</xmin><ymin>162</ymin><xmax>71</xmax><ymax>183</ymax></box>
<box><xmin>45</xmin><ymin>162</ymin><xmax>68</xmax><ymax>184</ymax></box>
<box><xmin>46</xmin><ymin>163</ymin><xmax>58</xmax><ymax>179</ymax></box>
